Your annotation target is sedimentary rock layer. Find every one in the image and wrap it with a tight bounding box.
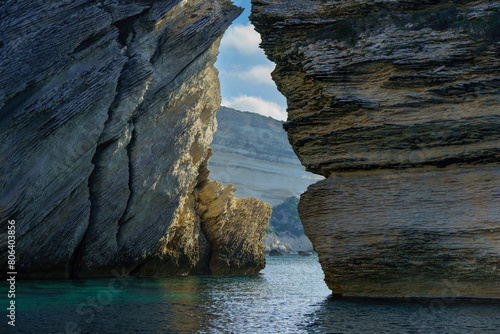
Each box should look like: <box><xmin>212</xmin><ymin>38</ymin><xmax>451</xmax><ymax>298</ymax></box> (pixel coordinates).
<box><xmin>196</xmin><ymin>167</ymin><xmax>271</xmax><ymax>274</ymax></box>
<box><xmin>209</xmin><ymin>107</ymin><xmax>322</xmax><ymax>206</ymax></box>
<box><xmin>0</xmin><ymin>0</ymin><xmax>270</xmax><ymax>278</ymax></box>
<box><xmin>300</xmin><ymin>166</ymin><xmax>500</xmax><ymax>297</ymax></box>
<box><xmin>252</xmin><ymin>0</ymin><xmax>500</xmax><ymax>297</ymax></box>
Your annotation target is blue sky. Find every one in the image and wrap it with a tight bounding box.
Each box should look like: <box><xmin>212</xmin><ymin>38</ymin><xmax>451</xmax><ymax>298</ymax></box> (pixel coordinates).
<box><xmin>215</xmin><ymin>0</ymin><xmax>288</xmax><ymax>121</ymax></box>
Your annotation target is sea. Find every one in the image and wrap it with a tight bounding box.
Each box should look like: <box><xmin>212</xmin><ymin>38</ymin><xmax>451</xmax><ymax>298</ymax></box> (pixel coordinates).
<box><xmin>6</xmin><ymin>255</ymin><xmax>500</xmax><ymax>333</ymax></box>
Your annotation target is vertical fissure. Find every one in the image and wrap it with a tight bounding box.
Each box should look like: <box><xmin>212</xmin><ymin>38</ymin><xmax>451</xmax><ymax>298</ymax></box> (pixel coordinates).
<box><xmin>68</xmin><ymin>149</ymin><xmax>102</xmax><ymax>279</ymax></box>
<box><xmin>116</xmin><ymin>119</ymin><xmax>137</xmax><ymax>244</ymax></box>
<box><xmin>68</xmin><ymin>9</ymin><xmax>150</xmax><ymax>277</ymax></box>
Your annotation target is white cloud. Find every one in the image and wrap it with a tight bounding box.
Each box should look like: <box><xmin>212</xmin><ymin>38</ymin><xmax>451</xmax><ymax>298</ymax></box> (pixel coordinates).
<box><xmin>221</xmin><ymin>24</ymin><xmax>262</xmax><ymax>55</ymax></box>
<box><xmin>222</xmin><ymin>95</ymin><xmax>287</xmax><ymax>121</ymax></box>
<box><xmin>224</xmin><ymin>64</ymin><xmax>275</xmax><ymax>86</ymax></box>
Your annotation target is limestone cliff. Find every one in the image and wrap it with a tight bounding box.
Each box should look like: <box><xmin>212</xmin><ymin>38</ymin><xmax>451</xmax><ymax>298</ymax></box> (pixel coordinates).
<box><xmin>209</xmin><ymin>106</ymin><xmax>322</xmax><ymax>206</ymax></box>
<box><xmin>209</xmin><ymin>107</ymin><xmax>317</xmax><ymax>251</ymax></box>
<box><xmin>252</xmin><ymin>0</ymin><xmax>500</xmax><ymax>297</ymax></box>
<box><xmin>0</xmin><ymin>0</ymin><xmax>271</xmax><ymax>279</ymax></box>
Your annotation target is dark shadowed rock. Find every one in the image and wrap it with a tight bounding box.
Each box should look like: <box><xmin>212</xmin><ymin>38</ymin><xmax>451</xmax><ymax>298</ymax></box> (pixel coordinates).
<box><xmin>268</xmin><ymin>249</ymin><xmax>284</xmax><ymax>256</ymax></box>
<box><xmin>0</xmin><ymin>0</ymin><xmax>270</xmax><ymax>278</ymax></box>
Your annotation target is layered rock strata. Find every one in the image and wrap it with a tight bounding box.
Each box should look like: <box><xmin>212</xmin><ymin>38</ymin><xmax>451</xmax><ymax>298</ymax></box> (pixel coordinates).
<box><xmin>209</xmin><ymin>107</ymin><xmax>322</xmax><ymax>206</ymax></box>
<box><xmin>0</xmin><ymin>0</ymin><xmax>270</xmax><ymax>279</ymax></box>
<box><xmin>252</xmin><ymin>0</ymin><xmax>500</xmax><ymax>297</ymax></box>
<box><xmin>209</xmin><ymin>107</ymin><xmax>317</xmax><ymax>251</ymax></box>
<box><xmin>196</xmin><ymin>163</ymin><xmax>271</xmax><ymax>274</ymax></box>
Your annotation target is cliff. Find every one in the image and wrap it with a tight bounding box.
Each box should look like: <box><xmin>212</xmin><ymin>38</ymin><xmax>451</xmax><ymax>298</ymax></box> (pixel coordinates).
<box><xmin>209</xmin><ymin>106</ymin><xmax>322</xmax><ymax>206</ymax></box>
<box><xmin>209</xmin><ymin>107</ymin><xmax>317</xmax><ymax>251</ymax></box>
<box><xmin>251</xmin><ymin>0</ymin><xmax>500</xmax><ymax>297</ymax></box>
<box><xmin>0</xmin><ymin>0</ymin><xmax>271</xmax><ymax>278</ymax></box>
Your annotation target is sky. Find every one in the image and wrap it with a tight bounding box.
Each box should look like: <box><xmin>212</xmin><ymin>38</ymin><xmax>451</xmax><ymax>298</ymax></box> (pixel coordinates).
<box><xmin>215</xmin><ymin>0</ymin><xmax>288</xmax><ymax>121</ymax></box>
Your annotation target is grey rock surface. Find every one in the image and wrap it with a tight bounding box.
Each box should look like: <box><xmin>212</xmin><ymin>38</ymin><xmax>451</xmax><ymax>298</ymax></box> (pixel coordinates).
<box><xmin>252</xmin><ymin>0</ymin><xmax>500</xmax><ymax>297</ymax></box>
<box><xmin>263</xmin><ymin>231</ymin><xmax>293</xmax><ymax>254</ymax></box>
<box><xmin>209</xmin><ymin>107</ymin><xmax>322</xmax><ymax>206</ymax></box>
<box><xmin>0</xmin><ymin>0</ymin><xmax>270</xmax><ymax>278</ymax></box>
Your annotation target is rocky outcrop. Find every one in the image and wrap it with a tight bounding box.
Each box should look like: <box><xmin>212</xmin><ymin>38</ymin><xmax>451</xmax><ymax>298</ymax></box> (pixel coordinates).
<box><xmin>209</xmin><ymin>107</ymin><xmax>322</xmax><ymax>206</ymax></box>
<box><xmin>263</xmin><ymin>232</ymin><xmax>293</xmax><ymax>254</ymax></box>
<box><xmin>209</xmin><ymin>108</ymin><xmax>317</xmax><ymax>251</ymax></box>
<box><xmin>252</xmin><ymin>0</ymin><xmax>500</xmax><ymax>297</ymax></box>
<box><xmin>195</xmin><ymin>160</ymin><xmax>271</xmax><ymax>274</ymax></box>
<box><xmin>0</xmin><ymin>0</ymin><xmax>270</xmax><ymax>279</ymax></box>
<box><xmin>301</xmin><ymin>166</ymin><xmax>500</xmax><ymax>297</ymax></box>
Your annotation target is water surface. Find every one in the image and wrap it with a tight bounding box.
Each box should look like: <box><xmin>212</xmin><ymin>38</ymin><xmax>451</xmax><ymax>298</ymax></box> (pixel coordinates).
<box><xmin>8</xmin><ymin>255</ymin><xmax>500</xmax><ymax>333</ymax></box>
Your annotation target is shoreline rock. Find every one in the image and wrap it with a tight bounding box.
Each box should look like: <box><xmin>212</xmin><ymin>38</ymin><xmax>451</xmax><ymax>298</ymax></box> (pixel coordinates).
<box><xmin>251</xmin><ymin>0</ymin><xmax>500</xmax><ymax>297</ymax></box>
<box><xmin>0</xmin><ymin>0</ymin><xmax>270</xmax><ymax>279</ymax></box>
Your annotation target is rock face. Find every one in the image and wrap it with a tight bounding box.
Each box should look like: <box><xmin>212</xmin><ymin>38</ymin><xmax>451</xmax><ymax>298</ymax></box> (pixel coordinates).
<box><xmin>0</xmin><ymin>0</ymin><xmax>271</xmax><ymax>279</ymax></box>
<box><xmin>252</xmin><ymin>0</ymin><xmax>500</xmax><ymax>297</ymax></box>
<box><xmin>195</xmin><ymin>164</ymin><xmax>271</xmax><ymax>274</ymax></box>
<box><xmin>209</xmin><ymin>106</ymin><xmax>322</xmax><ymax>206</ymax></box>
<box><xmin>209</xmin><ymin>107</ymin><xmax>317</xmax><ymax>251</ymax></box>
<box><xmin>263</xmin><ymin>231</ymin><xmax>293</xmax><ymax>254</ymax></box>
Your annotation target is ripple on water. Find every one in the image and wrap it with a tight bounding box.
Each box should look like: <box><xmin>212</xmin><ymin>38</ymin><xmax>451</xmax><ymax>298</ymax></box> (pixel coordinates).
<box><xmin>13</xmin><ymin>255</ymin><xmax>500</xmax><ymax>333</ymax></box>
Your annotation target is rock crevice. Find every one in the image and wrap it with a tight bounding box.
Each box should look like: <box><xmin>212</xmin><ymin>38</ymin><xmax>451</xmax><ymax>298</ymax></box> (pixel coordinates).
<box><xmin>0</xmin><ymin>0</ymin><xmax>270</xmax><ymax>279</ymax></box>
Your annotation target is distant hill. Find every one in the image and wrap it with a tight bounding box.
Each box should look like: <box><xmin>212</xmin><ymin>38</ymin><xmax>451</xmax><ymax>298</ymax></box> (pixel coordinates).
<box><xmin>269</xmin><ymin>196</ymin><xmax>303</xmax><ymax>236</ymax></box>
<box><xmin>211</xmin><ymin>106</ymin><xmax>297</xmax><ymax>165</ymax></box>
<box><xmin>209</xmin><ymin>107</ymin><xmax>318</xmax><ymax>251</ymax></box>
<box><xmin>209</xmin><ymin>106</ymin><xmax>322</xmax><ymax>206</ymax></box>
<box><xmin>268</xmin><ymin>196</ymin><xmax>313</xmax><ymax>251</ymax></box>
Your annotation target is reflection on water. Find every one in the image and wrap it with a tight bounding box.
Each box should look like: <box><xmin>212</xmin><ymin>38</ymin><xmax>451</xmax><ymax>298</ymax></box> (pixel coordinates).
<box><xmin>303</xmin><ymin>297</ymin><xmax>500</xmax><ymax>334</ymax></box>
<box><xmin>199</xmin><ymin>256</ymin><xmax>331</xmax><ymax>333</ymax></box>
<box><xmin>10</xmin><ymin>255</ymin><xmax>500</xmax><ymax>333</ymax></box>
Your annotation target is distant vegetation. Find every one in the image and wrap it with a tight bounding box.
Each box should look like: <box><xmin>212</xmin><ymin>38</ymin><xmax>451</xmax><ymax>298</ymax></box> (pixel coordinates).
<box><xmin>269</xmin><ymin>196</ymin><xmax>304</xmax><ymax>237</ymax></box>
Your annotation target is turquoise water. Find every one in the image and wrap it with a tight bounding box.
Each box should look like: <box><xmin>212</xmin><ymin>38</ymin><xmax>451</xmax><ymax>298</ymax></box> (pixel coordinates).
<box><xmin>6</xmin><ymin>255</ymin><xmax>500</xmax><ymax>333</ymax></box>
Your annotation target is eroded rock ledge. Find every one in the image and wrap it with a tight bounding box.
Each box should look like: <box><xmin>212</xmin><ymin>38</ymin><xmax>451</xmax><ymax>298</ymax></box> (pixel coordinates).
<box><xmin>251</xmin><ymin>0</ymin><xmax>500</xmax><ymax>297</ymax></box>
<box><xmin>0</xmin><ymin>0</ymin><xmax>270</xmax><ymax>278</ymax></box>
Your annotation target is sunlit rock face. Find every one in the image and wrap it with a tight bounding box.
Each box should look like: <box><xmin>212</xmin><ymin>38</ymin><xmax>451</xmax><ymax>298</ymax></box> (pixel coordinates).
<box><xmin>195</xmin><ymin>164</ymin><xmax>271</xmax><ymax>275</ymax></box>
<box><xmin>251</xmin><ymin>0</ymin><xmax>500</xmax><ymax>297</ymax></box>
<box><xmin>0</xmin><ymin>0</ymin><xmax>270</xmax><ymax>278</ymax></box>
<box><xmin>210</xmin><ymin>107</ymin><xmax>318</xmax><ymax>251</ymax></box>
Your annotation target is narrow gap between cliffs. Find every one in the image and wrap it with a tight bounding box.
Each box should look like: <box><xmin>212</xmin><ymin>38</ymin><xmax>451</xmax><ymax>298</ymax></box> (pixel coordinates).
<box><xmin>211</xmin><ymin>1</ymin><xmax>320</xmax><ymax>258</ymax></box>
